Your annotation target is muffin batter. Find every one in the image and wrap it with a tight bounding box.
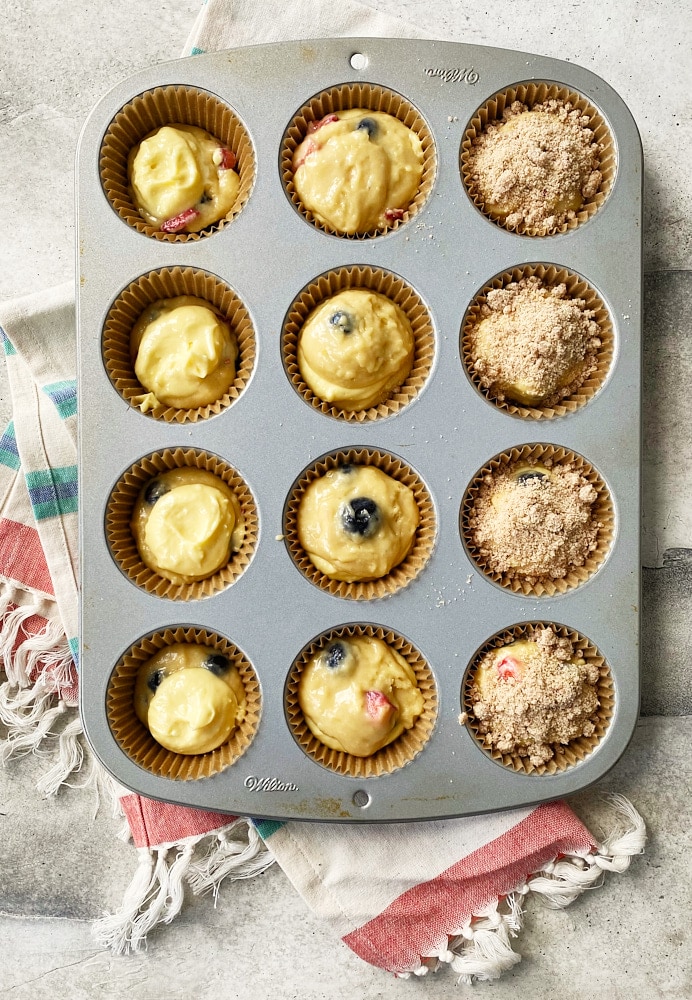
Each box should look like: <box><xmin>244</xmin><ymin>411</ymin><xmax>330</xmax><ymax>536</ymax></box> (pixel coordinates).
<box><xmin>135</xmin><ymin>643</ymin><xmax>246</xmax><ymax>755</ymax></box>
<box><xmin>131</xmin><ymin>296</ymin><xmax>237</xmax><ymax>410</ymax></box>
<box><xmin>469</xmin><ymin>460</ymin><xmax>600</xmax><ymax>582</ymax></box>
<box><xmin>298</xmin><ymin>288</ymin><xmax>414</xmax><ymax>410</ymax></box>
<box><xmin>131</xmin><ymin>467</ymin><xmax>244</xmax><ymax>584</ymax></box>
<box><xmin>468</xmin><ymin>277</ymin><xmax>601</xmax><ymax>406</ymax></box>
<box><xmin>467</xmin><ymin>100</ymin><xmax>602</xmax><ymax>230</ymax></box>
<box><xmin>467</xmin><ymin>627</ymin><xmax>600</xmax><ymax>766</ymax></box>
<box><xmin>292</xmin><ymin>109</ymin><xmax>424</xmax><ymax>234</ymax></box>
<box><xmin>129</xmin><ymin>124</ymin><xmax>240</xmax><ymax>233</ymax></box>
<box><xmin>298</xmin><ymin>635</ymin><xmax>424</xmax><ymax>756</ymax></box>
<box><xmin>297</xmin><ymin>464</ymin><xmax>419</xmax><ymax>582</ymax></box>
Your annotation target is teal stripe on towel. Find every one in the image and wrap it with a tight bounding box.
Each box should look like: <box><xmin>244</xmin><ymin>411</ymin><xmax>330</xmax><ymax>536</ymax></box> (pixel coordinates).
<box><xmin>26</xmin><ymin>465</ymin><xmax>79</xmax><ymax>520</ymax></box>
<box><xmin>0</xmin><ymin>420</ymin><xmax>20</xmax><ymax>470</ymax></box>
<box><xmin>253</xmin><ymin>820</ymin><xmax>285</xmax><ymax>840</ymax></box>
<box><xmin>43</xmin><ymin>379</ymin><xmax>77</xmax><ymax>419</ymax></box>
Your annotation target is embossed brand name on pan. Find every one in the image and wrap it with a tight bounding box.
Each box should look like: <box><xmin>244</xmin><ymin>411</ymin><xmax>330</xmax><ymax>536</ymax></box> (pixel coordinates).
<box><xmin>425</xmin><ymin>67</ymin><xmax>479</xmax><ymax>85</ymax></box>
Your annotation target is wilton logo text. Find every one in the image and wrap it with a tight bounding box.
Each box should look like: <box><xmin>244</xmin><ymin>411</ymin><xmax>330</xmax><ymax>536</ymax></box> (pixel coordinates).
<box><xmin>425</xmin><ymin>66</ymin><xmax>479</xmax><ymax>86</ymax></box>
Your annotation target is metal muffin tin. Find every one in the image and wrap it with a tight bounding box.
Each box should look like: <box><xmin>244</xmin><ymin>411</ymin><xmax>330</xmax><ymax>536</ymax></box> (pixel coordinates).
<box><xmin>76</xmin><ymin>37</ymin><xmax>642</xmax><ymax>822</ymax></box>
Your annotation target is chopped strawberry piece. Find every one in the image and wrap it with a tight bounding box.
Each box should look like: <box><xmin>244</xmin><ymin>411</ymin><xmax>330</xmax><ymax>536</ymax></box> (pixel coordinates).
<box><xmin>307</xmin><ymin>113</ymin><xmax>338</xmax><ymax>134</ymax></box>
<box><xmin>217</xmin><ymin>147</ymin><xmax>236</xmax><ymax>170</ymax></box>
<box><xmin>160</xmin><ymin>208</ymin><xmax>200</xmax><ymax>233</ymax></box>
<box><xmin>293</xmin><ymin>137</ymin><xmax>319</xmax><ymax>170</ymax></box>
<box><xmin>365</xmin><ymin>689</ymin><xmax>394</xmax><ymax>721</ymax></box>
<box><xmin>496</xmin><ymin>656</ymin><xmax>520</xmax><ymax>680</ymax></box>
<box><xmin>384</xmin><ymin>207</ymin><xmax>405</xmax><ymax>222</ymax></box>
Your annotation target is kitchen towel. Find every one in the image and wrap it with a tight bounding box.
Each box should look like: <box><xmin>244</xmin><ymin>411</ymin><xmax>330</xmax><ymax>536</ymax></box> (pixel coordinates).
<box><xmin>0</xmin><ymin>0</ymin><xmax>646</xmax><ymax>981</ymax></box>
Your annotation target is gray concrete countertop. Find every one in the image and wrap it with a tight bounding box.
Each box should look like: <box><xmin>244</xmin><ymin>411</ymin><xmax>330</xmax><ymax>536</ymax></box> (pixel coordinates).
<box><xmin>1</xmin><ymin>1</ymin><xmax>691</xmax><ymax>997</ymax></box>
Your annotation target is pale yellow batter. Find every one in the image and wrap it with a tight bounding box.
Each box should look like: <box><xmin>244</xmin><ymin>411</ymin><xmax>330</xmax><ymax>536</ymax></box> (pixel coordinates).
<box><xmin>131</xmin><ymin>467</ymin><xmax>244</xmax><ymax>584</ymax></box>
<box><xmin>135</xmin><ymin>643</ymin><xmax>246</xmax><ymax>755</ymax></box>
<box><xmin>129</xmin><ymin>124</ymin><xmax>240</xmax><ymax>233</ymax></box>
<box><xmin>298</xmin><ymin>635</ymin><xmax>424</xmax><ymax>756</ymax></box>
<box><xmin>473</xmin><ymin>639</ymin><xmax>538</xmax><ymax>697</ymax></box>
<box><xmin>298</xmin><ymin>289</ymin><xmax>414</xmax><ymax>410</ymax></box>
<box><xmin>131</xmin><ymin>296</ymin><xmax>237</xmax><ymax>410</ymax></box>
<box><xmin>297</xmin><ymin>464</ymin><xmax>419</xmax><ymax>582</ymax></box>
<box><xmin>292</xmin><ymin>110</ymin><xmax>424</xmax><ymax>234</ymax></box>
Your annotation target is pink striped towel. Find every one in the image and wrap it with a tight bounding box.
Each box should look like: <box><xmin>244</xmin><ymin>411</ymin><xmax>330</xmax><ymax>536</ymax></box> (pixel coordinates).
<box><xmin>0</xmin><ymin>0</ymin><xmax>646</xmax><ymax>982</ymax></box>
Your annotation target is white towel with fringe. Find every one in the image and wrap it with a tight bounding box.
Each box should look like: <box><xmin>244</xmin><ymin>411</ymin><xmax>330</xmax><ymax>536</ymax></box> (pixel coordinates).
<box><xmin>0</xmin><ymin>0</ymin><xmax>646</xmax><ymax>981</ymax></box>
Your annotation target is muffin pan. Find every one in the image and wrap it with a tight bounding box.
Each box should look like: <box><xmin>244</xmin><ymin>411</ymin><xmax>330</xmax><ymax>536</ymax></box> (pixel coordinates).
<box><xmin>77</xmin><ymin>37</ymin><xmax>641</xmax><ymax>822</ymax></box>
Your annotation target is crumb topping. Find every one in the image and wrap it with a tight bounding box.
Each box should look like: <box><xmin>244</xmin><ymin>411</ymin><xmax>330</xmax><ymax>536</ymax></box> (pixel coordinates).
<box><xmin>468</xmin><ymin>276</ymin><xmax>602</xmax><ymax>406</ymax></box>
<box><xmin>467</xmin><ymin>99</ymin><xmax>602</xmax><ymax>230</ymax></box>
<box><xmin>468</xmin><ymin>459</ymin><xmax>601</xmax><ymax>581</ymax></box>
<box><xmin>469</xmin><ymin>627</ymin><xmax>601</xmax><ymax>765</ymax></box>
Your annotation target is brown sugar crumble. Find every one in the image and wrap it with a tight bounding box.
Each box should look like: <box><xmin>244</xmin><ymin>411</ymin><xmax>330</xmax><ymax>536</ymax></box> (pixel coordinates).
<box><xmin>468</xmin><ymin>458</ymin><xmax>601</xmax><ymax>583</ymax></box>
<box><xmin>468</xmin><ymin>626</ymin><xmax>601</xmax><ymax>766</ymax></box>
<box><xmin>467</xmin><ymin>99</ymin><xmax>602</xmax><ymax>231</ymax></box>
<box><xmin>468</xmin><ymin>276</ymin><xmax>602</xmax><ymax>407</ymax></box>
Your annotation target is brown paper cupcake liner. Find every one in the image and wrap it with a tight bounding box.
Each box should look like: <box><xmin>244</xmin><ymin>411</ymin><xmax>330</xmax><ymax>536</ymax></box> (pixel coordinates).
<box><xmin>461</xmin><ymin>264</ymin><xmax>614</xmax><ymax>419</ymax></box>
<box><xmin>461</xmin><ymin>82</ymin><xmax>616</xmax><ymax>236</ymax></box>
<box><xmin>107</xmin><ymin>626</ymin><xmax>261</xmax><ymax>781</ymax></box>
<box><xmin>282</xmin><ymin>265</ymin><xmax>435</xmax><ymax>421</ymax></box>
<box><xmin>281</xmin><ymin>83</ymin><xmax>436</xmax><ymax>238</ymax></box>
<box><xmin>284</xmin><ymin>447</ymin><xmax>436</xmax><ymax>600</ymax></box>
<box><xmin>460</xmin><ymin>443</ymin><xmax>615</xmax><ymax>597</ymax></box>
<box><xmin>100</xmin><ymin>85</ymin><xmax>255</xmax><ymax>241</ymax></box>
<box><xmin>285</xmin><ymin>623</ymin><xmax>437</xmax><ymax>778</ymax></box>
<box><xmin>461</xmin><ymin>621</ymin><xmax>614</xmax><ymax>776</ymax></box>
<box><xmin>102</xmin><ymin>266</ymin><xmax>256</xmax><ymax>423</ymax></box>
<box><xmin>106</xmin><ymin>447</ymin><xmax>258</xmax><ymax>600</ymax></box>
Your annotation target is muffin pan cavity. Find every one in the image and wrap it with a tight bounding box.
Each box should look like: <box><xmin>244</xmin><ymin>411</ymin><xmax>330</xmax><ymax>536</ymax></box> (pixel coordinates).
<box><xmin>78</xmin><ymin>38</ymin><xmax>640</xmax><ymax>822</ymax></box>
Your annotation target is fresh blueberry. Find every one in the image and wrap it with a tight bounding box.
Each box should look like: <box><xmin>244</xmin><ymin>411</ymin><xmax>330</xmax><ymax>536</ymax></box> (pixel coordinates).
<box><xmin>340</xmin><ymin>463</ymin><xmax>354</xmax><ymax>475</ymax></box>
<box><xmin>147</xmin><ymin>669</ymin><xmax>165</xmax><ymax>693</ymax></box>
<box><xmin>144</xmin><ymin>479</ymin><xmax>168</xmax><ymax>505</ymax></box>
<box><xmin>204</xmin><ymin>653</ymin><xmax>230</xmax><ymax>676</ymax></box>
<box><xmin>330</xmin><ymin>310</ymin><xmax>354</xmax><ymax>334</ymax></box>
<box><xmin>356</xmin><ymin>117</ymin><xmax>378</xmax><ymax>139</ymax></box>
<box><xmin>516</xmin><ymin>471</ymin><xmax>548</xmax><ymax>484</ymax></box>
<box><xmin>199</xmin><ymin>190</ymin><xmax>212</xmax><ymax>204</ymax></box>
<box><xmin>325</xmin><ymin>642</ymin><xmax>346</xmax><ymax>669</ymax></box>
<box><xmin>341</xmin><ymin>496</ymin><xmax>381</xmax><ymax>538</ymax></box>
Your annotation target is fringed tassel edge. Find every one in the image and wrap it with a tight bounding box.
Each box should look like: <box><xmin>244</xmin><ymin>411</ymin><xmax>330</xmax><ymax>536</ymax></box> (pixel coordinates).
<box><xmin>93</xmin><ymin>817</ymin><xmax>275</xmax><ymax>955</ymax></box>
<box><xmin>399</xmin><ymin>794</ymin><xmax>647</xmax><ymax>982</ymax></box>
<box><xmin>0</xmin><ymin>598</ymin><xmax>88</xmax><ymax>794</ymax></box>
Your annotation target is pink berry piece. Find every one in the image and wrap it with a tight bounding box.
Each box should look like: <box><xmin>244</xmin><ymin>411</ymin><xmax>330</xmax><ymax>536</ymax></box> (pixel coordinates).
<box><xmin>160</xmin><ymin>208</ymin><xmax>200</xmax><ymax>233</ymax></box>
<box><xmin>384</xmin><ymin>207</ymin><xmax>405</xmax><ymax>222</ymax></box>
<box><xmin>307</xmin><ymin>113</ymin><xmax>338</xmax><ymax>134</ymax></box>
<box><xmin>365</xmin><ymin>689</ymin><xmax>394</xmax><ymax>723</ymax></box>
<box><xmin>496</xmin><ymin>655</ymin><xmax>521</xmax><ymax>681</ymax></box>
<box><xmin>217</xmin><ymin>147</ymin><xmax>237</xmax><ymax>170</ymax></box>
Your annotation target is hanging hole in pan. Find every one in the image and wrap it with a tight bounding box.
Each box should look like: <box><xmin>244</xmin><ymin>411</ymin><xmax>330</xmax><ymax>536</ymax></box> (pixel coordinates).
<box><xmin>350</xmin><ymin>52</ymin><xmax>368</xmax><ymax>70</ymax></box>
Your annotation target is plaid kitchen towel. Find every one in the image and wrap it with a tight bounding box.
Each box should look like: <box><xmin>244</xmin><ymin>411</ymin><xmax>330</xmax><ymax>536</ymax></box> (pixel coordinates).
<box><xmin>0</xmin><ymin>0</ymin><xmax>646</xmax><ymax>982</ymax></box>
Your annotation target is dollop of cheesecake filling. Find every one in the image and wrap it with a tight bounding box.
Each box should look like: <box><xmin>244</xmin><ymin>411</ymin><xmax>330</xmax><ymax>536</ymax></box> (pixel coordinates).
<box><xmin>135</xmin><ymin>643</ymin><xmax>246</xmax><ymax>755</ymax></box>
<box><xmin>131</xmin><ymin>296</ymin><xmax>238</xmax><ymax>411</ymax></box>
<box><xmin>298</xmin><ymin>635</ymin><xmax>424</xmax><ymax>756</ymax></box>
<box><xmin>292</xmin><ymin>110</ymin><xmax>424</xmax><ymax>234</ymax></box>
<box><xmin>297</xmin><ymin>288</ymin><xmax>414</xmax><ymax>410</ymax></box>
<box><xmin>297</xmin><ymin>464</ymin><xmax>419</xmax><ymax>582</ymax></box>
<box><xmin>131</xmin><ymin>467</ymin><xmax>244</xmax><ymax>584</ymax></box>
<box><xmin>128</xmin><ymin>124</ymin><xmax>240</xmax><ymax>233</ymax></box>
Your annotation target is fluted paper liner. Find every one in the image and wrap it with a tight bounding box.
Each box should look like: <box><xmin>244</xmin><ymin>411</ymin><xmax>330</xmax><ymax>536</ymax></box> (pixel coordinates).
<box><xmin>286</xmin><ymin>623</ymin><xmax>437</xmax><ymax>778</ymax></box>
<box><xmin>107</xmin><ymin>448</ymin><xmax>258</xmax><ymax>600</ymax></box>
<box><xmin>107</xmin><ymin>626</ymin><xmax>261</xmax><ymax>781</ymax></box>
<box><xmin>281</xmin><ymin>82</ymin><xmax>436</xmax><ymax>238</ymax></box>
<box><xmin>284</xmin><ymin>447</ymin><xmax>436</xmax><ymax>600</ymax></box>
<box><xmin>462</xmin><ymin>621</ymin><xmax>614</xmax><ymax>776</ymax></box>
<box><xmin>103</xmin><ymin>267</ymin><xmax>256</xmax><ymax>423</ymax></box>
<box><xmin>461</xmin><ymin>264</ymin><xmax>614</xmax><ymax>419</ymax></box>
<box><xmin>461</xmin><ymin>82</ymin><xmax>616</xmax><ymax>236</ymax></box>
<box><xmin>460</xmin><ymin>444</ymin><xmax>614</xmax><ymax>597</ymax></box>
<box><xmin>283</xmin><ymin>265</ymin><xmax>435</xmax><ymax>421</ymax></box>
<box><xmin>100</xmin><ymin>85</ymin><xmax>255</xmax><ymax>241</ymax></box>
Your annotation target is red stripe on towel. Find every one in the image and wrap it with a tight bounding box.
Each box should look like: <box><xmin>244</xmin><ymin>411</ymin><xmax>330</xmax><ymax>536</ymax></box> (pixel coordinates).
<box><xmin>0</xmin><ymin>517</ymin><xmax>54</xmax><ymax>595</ymax></box>
<box><xmin>343</xmin><ymin>800</ymin><xmax>595</xmax><ymax>973</ymax></box>
<box><xmin>122</xmin><ymin>793</ymin><xmax>238</xmax><ymax>848</ymax></box>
